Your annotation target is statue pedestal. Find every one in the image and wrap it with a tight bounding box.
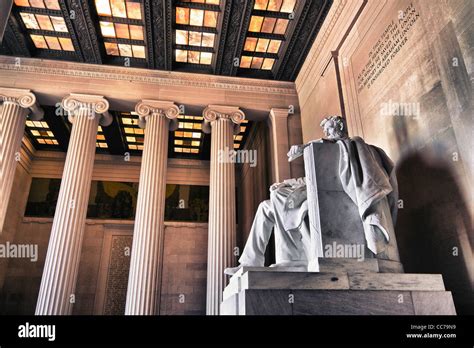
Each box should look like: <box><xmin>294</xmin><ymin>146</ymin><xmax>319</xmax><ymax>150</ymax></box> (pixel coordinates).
<box><xmin>220</xmin><ymin>261</ymin><xmax>456</xmax><ymax>315</ymax></box>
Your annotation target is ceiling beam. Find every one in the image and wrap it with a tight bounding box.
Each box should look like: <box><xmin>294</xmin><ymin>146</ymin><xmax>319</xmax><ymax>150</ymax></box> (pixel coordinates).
<box><xmin>217</xmin><ymin>0</ymin><xmax>254</xmax><ymax>76</ymax></box>
<box><xmin>277</xmin><ymin>0</ymin><xmax>333</xmax><ymax>81</ymax></box>
<box><xmin>103</xmin><ymin>113</ymin><xmax>126</xmax><ymax>155</ymax></box>
<box><xmin>151</xmin><ymin>0</ymin><xmax>172</xmax><ymax>70</ymax></box>
<box><xmin>3</xmin><ymin>16</ymin><xmax>31</xmax><ymax>57</ymax></box>
<box><xmin>143</xmin><ymin>0</ymin><xmax>155</xmax><ymax>69</ymax></box>
<box><xmin>64</xmin><ymin>0</ymin><xmax>103</xmax><ymax>64</ymax></box>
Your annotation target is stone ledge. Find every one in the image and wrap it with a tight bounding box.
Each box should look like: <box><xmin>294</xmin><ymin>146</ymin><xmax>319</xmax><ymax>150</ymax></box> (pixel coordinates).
<box><xmin>221</xmin><ymin>289</ymin><xmax>456</xmax><ymax>315</ymax></box>
<box><xmin>223</xmin><ymin>269</ymin><xmax>448</xmax><ymax>303</ymax></box>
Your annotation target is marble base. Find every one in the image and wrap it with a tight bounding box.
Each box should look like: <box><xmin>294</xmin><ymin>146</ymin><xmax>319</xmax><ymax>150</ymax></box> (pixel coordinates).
<box><xmin>258</xmin><ymin>257</ymin><xmax>403</xmax><ymax>274</ymax></box>
<box><xmin>221</xmin><ymin>268</ymin><xmax>456</xmax><ymax>315</ymax></box>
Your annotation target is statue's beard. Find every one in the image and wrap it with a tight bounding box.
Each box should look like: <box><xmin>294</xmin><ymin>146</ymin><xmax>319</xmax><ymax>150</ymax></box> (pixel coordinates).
<box><xmin>324</xmin><ymin>129</ymin><xmax>347</xmax><ymax>140</ymax></box>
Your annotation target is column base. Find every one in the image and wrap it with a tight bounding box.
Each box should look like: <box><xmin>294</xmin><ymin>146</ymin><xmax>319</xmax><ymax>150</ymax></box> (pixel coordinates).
<box><xmin>221</xmin><ymin>267</ymin><xmax>456</xmax><ymax>315</ymax></box>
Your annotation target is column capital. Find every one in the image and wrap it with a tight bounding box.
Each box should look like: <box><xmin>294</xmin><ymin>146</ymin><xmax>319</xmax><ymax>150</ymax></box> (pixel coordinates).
<box><xmin>202</xmin><ymin>105</ymin><xmax>245</xmax><ymax>134</ymax></box>
<box><xmin>0</xmin><ymin>87</ymin><xmax>44</xmax><ymax>120</ymax></box>
<box><xmin>269</xmin><ymin>108</ymin><xmax>290</xmax><ymax>121</ymax></box>
<box><xmin>135</xmin><ymin>100</ymin><xmax>179</xmax><ymax>129</ymax></box>
<box><xmin>61</xmin><ymin>93</ymin><xmax>112</xmax><ymax>126</ymax></box>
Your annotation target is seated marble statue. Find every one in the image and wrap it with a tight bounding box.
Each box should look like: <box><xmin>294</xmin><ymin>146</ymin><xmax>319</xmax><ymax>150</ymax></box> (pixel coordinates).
<box><xmin>224</xmin><ymin>115</ymin><xmax>399</xmax><ymax>275</ymax></box>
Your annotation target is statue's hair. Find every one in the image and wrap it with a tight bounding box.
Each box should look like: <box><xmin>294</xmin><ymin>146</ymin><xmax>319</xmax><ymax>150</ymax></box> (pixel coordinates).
<box><xmin>320</xmin><ymin>115</ymin><xmax>348</xmax><ymax>139</ymax></box>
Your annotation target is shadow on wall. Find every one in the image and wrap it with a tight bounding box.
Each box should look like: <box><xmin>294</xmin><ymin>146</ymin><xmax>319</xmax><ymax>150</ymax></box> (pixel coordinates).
<box><xmin>392</xmin><ymin>116</ymin><xmax>473</xmax><ymax>315</ymax></box>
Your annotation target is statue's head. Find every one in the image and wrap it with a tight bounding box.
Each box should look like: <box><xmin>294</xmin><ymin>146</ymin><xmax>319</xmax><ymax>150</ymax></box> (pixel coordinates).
<box><xmin>320</xmin><ymin>115</ymin><xmax>348</xmax><ymax>140</ymax></box>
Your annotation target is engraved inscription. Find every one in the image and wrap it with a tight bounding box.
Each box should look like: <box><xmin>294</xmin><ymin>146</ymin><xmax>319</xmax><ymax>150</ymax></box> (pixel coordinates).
<box><xmin>357</xmin><ymin>3</ymin><xmax>420</xmax><ymax>92</ymax></box>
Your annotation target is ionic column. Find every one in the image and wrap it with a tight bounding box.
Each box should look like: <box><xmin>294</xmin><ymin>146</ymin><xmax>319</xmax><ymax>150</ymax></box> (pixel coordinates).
<box><xmin>268</xmin><ymin>108</ymin><xmax>291</xmax><ymax>183</ymax></box>
<box><xmin>125</xmin><ymin>100</ymin><xmax>179</xmax><ymax>315</ymax></box>
<box><xmin>36</xmin><ymin>94</ymin><xmax>111</xmax><ymax>315</ymax></box>
<box><xmin>203</xmin><ymin>105</ymin><xmax>245</xmax><ymax>315</ymax></box>
<box><xmin>0</xmin><ymin>87</ymin><xmax>43</xmax><ymax>234</ymax></box>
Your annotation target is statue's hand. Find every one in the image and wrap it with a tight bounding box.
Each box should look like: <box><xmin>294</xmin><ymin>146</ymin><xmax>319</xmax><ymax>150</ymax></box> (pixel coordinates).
<box><xmin>270</xmin><ymin>182</ymin><xmax>283</xmax><ymax>191</ymax></box>
<box><xmin>287</xmin><ymin>144</ymin><xmax>305</xmax><ymax>162</ymax></box>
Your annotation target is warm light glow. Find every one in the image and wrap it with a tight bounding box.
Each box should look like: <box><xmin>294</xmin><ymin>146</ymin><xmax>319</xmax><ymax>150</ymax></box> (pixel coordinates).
<box><xmin>110</xmin><ymin>0</ymin><xmax>127</xmax><ymax>18</ymax></box>
<box><xmin>176</xmin><ymin>7</ymin><xmax>190</xmax><ymax>25</ymax></box>
<box><xmin>100</xmin><ymin>21</ymin><xmax>116</xmax><ymax>37</ymax></box>
<box><xmin>130</xmin><ymin>25</ymin><xmax>144</xmax><ymax>40</ymax></box>
<box><xmin>267</xmin><ymin>0</ymin><xmax>283</xmax><ymax>11</ymax></box>
<box><xmin>14</xmin><ymin>0</ymin><xmax>31</xmax><ymax>7</ymax></box>
<box><xmin>20</xmin><ymin>13</ymin><xmax>69</xmax><ymax>33</ymax></box>
<box><xmin>132</xmin><ymin>45</ymin><xmax>146</xmax><ymax>58</ymax></box>
<box><xmin>20</xmin><ymin>13</ymin><xmax>39</xmax><ymax>30</ymax></box>
<box><xmin>58</xmin><ymin>37</ymin><xmax>75</xmax><ymax>51</ymax></box>
<box><xmin>261</xmin><ymin>58</ymin><xmax>275</xmax><ymax>70</ymax></box>
<box><xmin>253</xmin><ymin>0</ymin><xmax>296</xmax><ymax>13</ymax></box>
<box><xmin>176</xmin><ymin>7</ymin><xmax>218</xmax><ymax>28</ymax></box>
<box><xmin>249</xmin><ymin>16</ymin><xmax>288</xmax><ymax>35</ymax></box>
<box><xmin>255</xmin><ymin>38</ymin><xmax>269</xmax><ymax>52</ymax></box>
<box><xmin>239</xmin><ymin>56</ymin><xmax>252</xmax><ymax>68</ymax></box>
<box><xmin>30</xmin><ymin>34</ymin><xmax>74</xmax><ymax>51</ymax></box>
<box><xmin>274</xmin><ymin>18</ymin><xmax>289</xmax><ymax>34</ymax></box>
<box><xmin>18</xmin><ymin>3</ymin><xmax>75</xmax><ymax>53</ymax></box>
<box><xmin>118</xmin><ymin>43</ymin><xmax>132</xmax><ymax>57</ymax></box>
<box><xmin>267</xmin><ymin>39</ymin><xmax>281</xmax><ymax>53</ymax></box>
<box><xmin>176</xmin><ymin>30</ymin><xmax>215</xmax><ymax>48</ymax></box>
<box><xmin>190</xmin><ymin>9</ymin><xmax>204</xmax><ymax>26</ymax></box>
<box><xmin>26</xmin><ymin>118</ymin><xmax>59</xmax><ymax>146</ymax></box>
<box><xmin>254</xmin><ymin>0</ymin><xmax>268</xmax><ymax>10</ymax></box>
<box><xmin>104</xmin><ymin>41</ymin><xmax>146</xmax><ymax>58</ymax></box>
<box><xmin>249</xmin><ymin>16</ymin><xmax>263</xmax><ymax>32</ymax></box>
<box><xmin>50</xmin><ymin>16</ymin><xmax>68</xmax><ymax>32</ymax></box>
<box><xmin>174</xmin><ymin>2</ymin><xmax>219</xmax><ymax>65</ymax></box>
<box><xmin>95</xmin><ymin>0</ymin><xmax>112</xmax><ymax>16</ymax></box>
<box><xmin>114</xmin><ymin>23</ymin><xmax>129</xmax><ymax>39</ymax></box>
<box><xmin>44</xmin><ymin>0</ymin><xmax>60</xmax><ymax>9</ymax></box>
<box><xmin>120</xmin><ymin>114</ymin><xmax>145</xmax><ymax>150</ymax></box>
<box><xmin>182</xmin><ymin>0</ymin><xmax>220</xmax><ymax>4</ymax></box>
<box><xmin>175</xmin><ymin>49</ymin><xmax>212</xmax><ymax>65</ymax></box>
<box><xmin>240</xmin><ymin>56</ymin><xmax>274</xmax><ymax>70</ymax></box>
<box><xmin>126</xmin><ymin>1</ymin><xmax>142</xmax><ymax>20</ymax></box>
<box><xmin>244</xmin><ymin>37</ymin><xmax>257</xmax><ymax>51</ymax></box>
<box><xmin>96</xmin><ymin>1</ymin><xmax>145</xmax><ymax>58</ymax></box>
<box><xmin>250</xmin><ymin>57</ymin><xmax>263</xmax><ymax>69</ymax></box>
<box><xmin>261</xmin><ymin>17</ymin><xmax>276</xmax><ymax>33</ymax></box>
<box><xmin>36</xmin><ymin>14</ymin><xmax>54</xmax><ymax>31</ymax></box>
<box><xmin>280</xmin><ymin>0</ymin><xmax>297</xmax><ymax>13</ymax></box>
<box><xmin>204</xmin><ymin>11</ymin><xmax>217</xmax><ymax>27</ymax></box>
<box><xmin>105</xmin><ymin>42</ymin><xmax>119</xmax><ymax>55</ymax></box>
<box><xmin>244</xmin><ymin>38</ymin><xmax>281</xmax><ymax>54</ymax></box>
<box><xmin>173</xmin><ymin>116</ymin><xmax>205</xmax><ymax>155</ymax></box>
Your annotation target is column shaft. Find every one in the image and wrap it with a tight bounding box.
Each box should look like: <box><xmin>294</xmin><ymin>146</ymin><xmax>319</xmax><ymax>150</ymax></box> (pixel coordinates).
<box><xmin>269</xmin><ymin>108</ymin><xmax>291</xmax><ymax>183</ymax></box>
<box><xmin>125</xmin><ymin>112</ymin><xmax>170</xmax><ymax>315</ymax></box>
<box><xmin>206</xmin><ymin>118</ymin><xmax>237</xmax><ymax>315</ymax></box>
<box><xmin>35</xmin><ymin>108</ymin><xmax>99</xmax><ymax>315</ymax></box>
<box><xmin>0</xmin><ymin>102</ymin><xmax>27</xmax><ymax>232</ymax></box>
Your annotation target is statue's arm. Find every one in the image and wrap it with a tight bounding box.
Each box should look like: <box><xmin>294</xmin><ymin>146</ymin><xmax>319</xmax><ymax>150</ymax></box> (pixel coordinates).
<box><xmin>287</xmin><ymin>139</ymin><xmax>324</xmax><ymax>162</ymax></box>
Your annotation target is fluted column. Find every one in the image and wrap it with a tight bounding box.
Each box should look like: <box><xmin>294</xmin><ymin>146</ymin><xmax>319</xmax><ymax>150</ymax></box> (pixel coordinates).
<box><xmin>203</xmin><ymin>105</ymin><xmax>245</xmax><ymax>315</ymax></box>
<box><xmin>125</xmin><ymin>100</ymin><xmax>179</xmax><ymax>315</ymax></box>
<box><xmin>0</xmin><ymin>87</ymin><xmax>43</xmax><ymax>234</ymax></box>
<box><xmin>269</xmin><ymin>108</ymin><xmax>291</xmax><ymax>183</ymax></box>
<box><xmin>36</xmin><ymin>94</ymin><xmax>111</xmax><ymax>315</ymax></box>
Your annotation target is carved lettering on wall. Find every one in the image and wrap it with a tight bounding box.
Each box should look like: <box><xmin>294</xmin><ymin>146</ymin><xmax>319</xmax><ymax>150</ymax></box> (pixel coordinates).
<box><xmin>356</xmin><ymin>3</ymin><xmax>420</xmax><ymax>93</ymax></box>
<box><xmin>103</xmin><ymin>235</ymin><xmax>132</xmax><ymax>315</ymax></box>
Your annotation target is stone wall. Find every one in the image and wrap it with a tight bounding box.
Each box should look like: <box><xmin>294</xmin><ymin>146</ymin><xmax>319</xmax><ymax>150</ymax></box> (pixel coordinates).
<box><xmin>160</xmin><ymin>223</ymin><xmax>208</xmax><ymax>315</ymax></box>
<box><xmin>0</xmin><ymin>162</ymin><xmax>32</xmax><ymax>290</ymax></box>
<box><xmin>296</xmin><ymin>0</ymin><xmax>474</xmax><ymax>313</ymax></box>
<box><xmin>237</xmin><ymin>122</ymin><xmax>272</xmax><ymax>247</ymax></box>
<box><xmin>0</xmin><ymin>151</ymin><xmax>210</xmax><ymax>315</ymax></box>
<box><xmin>0</xmin><ymin>216</ymin><xmax>209</xmax><ymax>315</ymax></box>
